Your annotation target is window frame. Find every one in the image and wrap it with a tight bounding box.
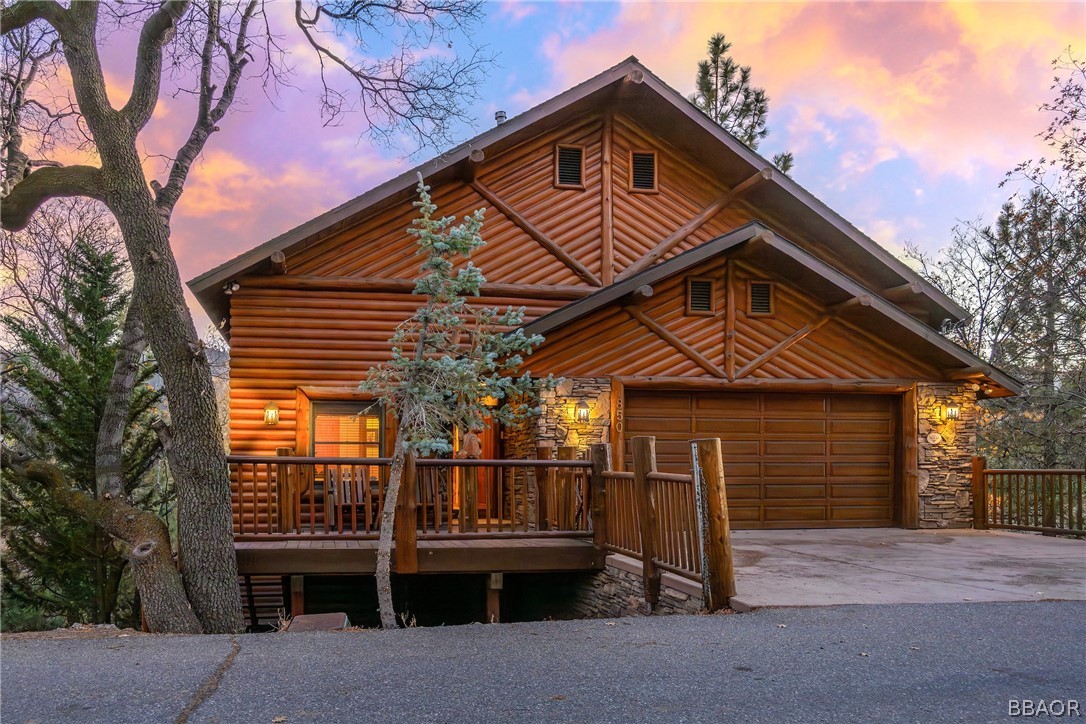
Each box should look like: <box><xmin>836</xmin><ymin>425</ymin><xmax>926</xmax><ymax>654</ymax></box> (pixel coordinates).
<box><xmin>554</xmin><ymin>143</ymin><xmax>586</xmax><ymax>190</ymax></box>
<box><xmin>310</xmin><ymin>400</ymin><xmax>385</xmax><ymax>459</ymax></box>
<box><xmin>747</xmin><ymin>280</ymin><xmax>776</xmax><ymax>318</ymax></box>
<box><xmin>628</xmin><ymin>149</ymin><xmax>659</xmax><ymax>193</ymax></box>
<box><xmin>685</xmin><ymin>276</ymin><xmax>716</xmax><ymax>316</ymax></box>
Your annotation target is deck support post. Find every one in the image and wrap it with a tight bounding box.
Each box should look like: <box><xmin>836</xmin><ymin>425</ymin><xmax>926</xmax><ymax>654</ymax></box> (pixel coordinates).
<box><xmin>630</xmin><ymin>436</ymin><xmax>661</xmax><ymax>607</ymax></box>
<box><xmin>690</xmin><ymin>438</ymin><xmax>736</xmax><ymax>611</ymax></box>
<box><xmin>557</xmin><ymin>446</ymin><xmax>577</xmax><ymax>530</ymax></box>
<box><xmin>486</xmin><ymin>572</ymin><xmax>503</xmax><ymax>623</ymax></box>
<box><xmin>589</xmin><ymin>444</ymin><xmax>611</xmax><ymax>549</ymax></box>
<box><xmin>275</xmin><ymin>447</ymin><xmax>296</xmax><ymax>533</ymax></box>
<box><xmin>536</xmin><ymin>443</ymin><xmax>554</xmax><ymax>531</ymax></box>
<box><xmin>290</xmin><ymin>575</ymin><xmax>305</xmax><ymax>617</ymax></box>
<box><xmin>395</xmin><ymin>453</ymin><xmax>419</xmax><ymax>574</ymax></box>
<box><xmin>972</xmin><ymin>456</ymin><xmax>988</xmax><ymax>530</ymax></box>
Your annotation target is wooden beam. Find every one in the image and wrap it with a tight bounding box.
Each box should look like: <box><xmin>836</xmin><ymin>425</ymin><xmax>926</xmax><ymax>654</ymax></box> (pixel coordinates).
<box><xmin>971</xmin><ymin>455</ymin><xmax>987</xmax><ymax>530</ymax></box>
<box><xmin>731</xmin><ymin>229</ymin><xmax>775</xmax><ymax>259</ymax></box>
<box><xmin>827</xmin><ymin>294</ymin><xmax>872</xmax><ymax>313</ymax></box>
<box><xmin>632</xmin><ymin>284</ymin><xmax>654</xmax><ymax>300</ymax></box>
<box><xmin>463</xmin><ymin>148</ymin><xmax>485</xmax><ymax>183</ymax></box>
<box><xmin>945</xmin><ymin>365</ymin><xmax>992</xmax><ymax>381</ymax></box>
<box><xmin>589</xmin><ymin>443</ymin><xmax>611</xmax><ymax>549</ymax></box>
<box><xmin>610</xmin><ymin>376</ymin><xmax>626</xmax><ymax>473</ymax></box>
<box><xmin>600</xmin><ymin>112</ymin><xmax>614</xmax><ymax>286</ymax></box>
<box><xmin>269</xmin><ymin>251</ymin><xmax>287</xmax><ymax>275</ymax></box>
<box><xmin>725</xmin><ymin>260</ymin><xmax>736</xmax><ymax>381</ymax></box>
<box><xmin>394</xmin><ymin>453</ymin><xmax>419</xmax><ymax>574</ymax></box>
<box><xmin>630</xmin><ymin>436</ymin><xmax>660</xmax><ymax>606</ymax></box>
<box><xmin>470</xmin><ymin>179</ymin><xmax>602</xmax><ymax>286</ymax></box>
<box><xmin>735</xmin><ymin>314</ymin><xmax>833</xmax><ymax>379</ymax></box>
<box><xmin>618</xmin><ymin>168</ymin><xmax>774</xmax><ymax>280</ymax></box>
<box><xmin>617</xmin><ymin>376</ymin><xmax>917</xmax><ymax>393</ymax></box>
<box><xmin>290</xmin><ymin>575</ymin><xmax>305</xmax><ymax>616</ymax></box>
<box><xmin>881</xmin><ymin>281</ymin><xmax>923</xmax><ymax>301</ymax></box>
<box><xmin>902</xmin><ymin>384</ymin><xmax>919</xmax><ymax>529</ymax></box>
<box><xmin>243</xmin><ymin>275</ymin><xmax>592</xmax><ymax>301</ymax></box>
<box><xmin>623</xmin><ymin>305</ymin><xmax>726</xmax><ymax>378</ymax></box>
<box><xmin>689</xmin><ymin>437</ymin><xmax>736</xmax><ymax>610</ymax></box>
<box><xmin>485</xmin><ymin>572</ymin><xmax>502</xmax><ymax>623</ymax></box>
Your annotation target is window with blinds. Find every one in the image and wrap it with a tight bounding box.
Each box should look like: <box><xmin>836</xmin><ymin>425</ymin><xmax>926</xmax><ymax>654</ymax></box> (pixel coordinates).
<box><xmin>555</xmin><ymin>145</ymin><xmax>585</xmax><ymax>188</ymax></box>
<box><xmin>686</xmin><ymin>277</ymin><xmax>715</xmax><ymax>316</ymax></box>
<box><xmin>749</xmin><ymin>281</ymin><xmax>775</xmax><ymax>316</ymax></box>
<box><xmin>630</xmin><ymin>151</ymin><xmax>657</xmax><ymax>192</ymax></box>
<box><xmin>312</xmin><ymin>402</ymin><xmax>383</xmax><ymax>458</ymax></box>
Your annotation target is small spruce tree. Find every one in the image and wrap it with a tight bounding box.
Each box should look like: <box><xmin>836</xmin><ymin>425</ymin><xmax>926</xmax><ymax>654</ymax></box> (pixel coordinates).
<box><xmin>1</xmin><ymin>240</ymin><xmax>164</xmax><ymax>628</ymax></box>
<box><xmin>361</xmin><ymin>176</ymin><xmax>552</xmax><ymax>628</ymax></box>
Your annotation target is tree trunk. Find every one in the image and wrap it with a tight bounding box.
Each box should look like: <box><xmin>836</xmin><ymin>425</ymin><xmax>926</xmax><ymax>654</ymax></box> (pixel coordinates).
<box><xmin>376</xmin><ymin>444</ymin><xmax>405</xmax><ymax>629</ymax></box>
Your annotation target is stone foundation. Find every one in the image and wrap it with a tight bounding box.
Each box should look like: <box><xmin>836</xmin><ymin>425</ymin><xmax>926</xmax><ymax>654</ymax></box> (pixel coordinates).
<box><xmin>566</xmin><ymin>554</ymin><xmax>704</xmax><ymax>618</ymax></box>
<box><xmin>917</xmin><ymin>382</ymin><xmax>979</xmax><ymax>528</ymax></box>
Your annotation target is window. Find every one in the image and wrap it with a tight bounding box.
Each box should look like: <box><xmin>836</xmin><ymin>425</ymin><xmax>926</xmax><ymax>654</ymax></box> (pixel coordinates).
<box><xmin>555</xmin><ymin>145</ymin><xmax>585</xmax><ymax>189</ymax></box>
<box><xmin>686</xmin><ymin>277</ymin><xmax>715</xmax><ymax>316</ymax></box>
<box><xmin>630</xmin><ymin>150</ymin><xmax>657</xmax><ymax>192</ymax></box>
<box><xmin>748</xmin><ymin>281</ymin><xmax>775</xmax><ymax>316</ymax></box>
<box><xmin>312</xmin><ymin>401</ymin><xmax>383</xmax><ymax>458</ymax></box>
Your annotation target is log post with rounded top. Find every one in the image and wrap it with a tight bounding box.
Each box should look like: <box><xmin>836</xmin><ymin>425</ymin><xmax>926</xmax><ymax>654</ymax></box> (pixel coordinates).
<box><xmin>690</xmin><ymin>437</ymin><xmax>736</xmax><ymax>610</ymax></box>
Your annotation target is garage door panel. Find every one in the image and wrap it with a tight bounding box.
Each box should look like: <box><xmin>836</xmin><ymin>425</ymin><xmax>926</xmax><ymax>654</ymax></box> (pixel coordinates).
<box><xmin>763</xmin><ymin>484</ymin><xmax>827</xmax><ymax>499</ymax></box>
<box><xmin>831</xmin><ymin>505</ymin><xmax>892</xmax><ymax>522</ymax></box>
<box><xmin>829</xmin><ymin>419</ymin><xmax>893</xmax><ymax>436</ymax></box>
<box><xmin>764</xmin><ymin>419</ymin><xmax>826</xmax><ymax>435</ymax></box>
<box><xmin>695</xmin><ymin>418</ymin><xmax>760</xmax><ymax>435</ymax></box>
<box><xmin>764</xmin><ymin>506</ymin><xmax>827</xmax><ymax>523</ymax></box>
<box><xmin>763</xmin><ymin>462</ymin><xmax>825</xmax><ymax>477</ymax></box>
<box><xmin>625</xmin><ymin>391</ymin><xmax>897</xmax><ymax>530</ymax></box>
<box><xmin>829</xmin><ymin>440</ymin><xmax>892</xmax><ymax>457</ymax></box>
<box><xmin>764</xmin><ymin>440</ymin><xmax>825</xmax><ymax>456</ymax></box>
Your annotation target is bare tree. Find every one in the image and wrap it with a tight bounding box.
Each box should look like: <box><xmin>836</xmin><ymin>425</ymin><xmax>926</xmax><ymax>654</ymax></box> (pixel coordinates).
<box><xmin>1</xmin><ymin>0</ymin><xmax>488</xmax><ymax>633</ymax></box>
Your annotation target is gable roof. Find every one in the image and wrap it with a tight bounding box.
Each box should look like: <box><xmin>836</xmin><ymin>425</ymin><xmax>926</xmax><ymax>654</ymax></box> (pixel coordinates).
<box><xmin>187</xmin><ymin>57</ymin><xmax>966</xmax><ymax>329</ymax></box>
<box><xmin>522</xmin><ymin>221</ymin><xmax>1022</xmax><ymax>397</ymax></box>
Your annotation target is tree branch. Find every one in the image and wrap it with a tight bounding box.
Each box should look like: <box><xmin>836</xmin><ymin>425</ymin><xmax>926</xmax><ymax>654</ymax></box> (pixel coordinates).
<box><xmin>95</xmin><ymin>305</ymin><xmax>148</xmax><ymax>501</ymax></box>
<box><xmin>120</xmin><ymin>0</ymin><xmax>192</xmax><ymax>131</ymax></box>
<box><xmin>0</xmin><ymin>164</ymin><xmax>103</xmax><ymax>231</ymax></box>
<box><xmin>0</xmin><ymin>1</ymin><xmax>65</xmax><ymax>35</ymax></box>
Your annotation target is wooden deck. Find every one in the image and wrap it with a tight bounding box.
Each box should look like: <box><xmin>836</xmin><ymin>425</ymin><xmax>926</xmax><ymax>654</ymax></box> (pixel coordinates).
<box><xmin>235</xmin><ymin>537</ymin><xmax>605</xmax><ymax>575</ymax></box>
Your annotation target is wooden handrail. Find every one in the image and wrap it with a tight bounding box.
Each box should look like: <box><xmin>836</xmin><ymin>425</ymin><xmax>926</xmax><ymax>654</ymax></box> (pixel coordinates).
<box><xmin>228</xmin><ymin>454</ymin><xmax>590</xmax><ymax>468</ymax></box>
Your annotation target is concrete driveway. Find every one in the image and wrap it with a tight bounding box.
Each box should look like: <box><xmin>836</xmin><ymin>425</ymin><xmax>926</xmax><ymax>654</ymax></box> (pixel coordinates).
<box><xmin>730</xmin><ymin>528</ymin><xmax>1086</xmax><ymax>611</ymax></box>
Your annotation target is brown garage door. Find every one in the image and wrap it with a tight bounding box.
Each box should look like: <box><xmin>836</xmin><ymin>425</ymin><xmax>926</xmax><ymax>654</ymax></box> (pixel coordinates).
<box><xmin>624</xmin><ymin>391</ymin><xmax>898</xmax><ymax>529</ymax></box>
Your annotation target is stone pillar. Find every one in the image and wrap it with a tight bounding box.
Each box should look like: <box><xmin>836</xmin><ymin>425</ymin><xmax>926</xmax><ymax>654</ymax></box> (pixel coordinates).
<box><xmin>916</xmin><ymin>382</ymin><xmax>979</xmax><ymax>528</ymax></box>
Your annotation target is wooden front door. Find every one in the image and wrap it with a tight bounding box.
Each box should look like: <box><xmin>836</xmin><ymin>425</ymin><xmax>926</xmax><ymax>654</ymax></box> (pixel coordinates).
<box><xmin>625</xmin><ymin>391</ymin><xmax>898</xmax><ymax>529</ymax></box>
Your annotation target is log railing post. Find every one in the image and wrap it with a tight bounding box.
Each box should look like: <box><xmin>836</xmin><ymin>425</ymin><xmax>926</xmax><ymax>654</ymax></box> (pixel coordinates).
<box><xmin>589</xmin><ymin>443</ymin><xmax>612</xmax><ymax>548</ymax></box>
<box><xmin>690</xmin><ymin>437</ymin><xmax>736</xmax><ymax>610</ymax></box>
<box><xmin>536</xmin><ymin>443</ymin><xmax>553</xmax><ymax>531</ymax></box>
<box><xmin>557</xmin><ymin>445</ymin><xmax>577</xmax><ymax>530</ymax></box>
<box><xmin>275</xmin><ymin>447</ymin><xmax>296</xmax><ymax>533</ymax></box>
<box><xmin>395</xmin><ymin>453</ymin><xmax>419</xmax><ymax>574</ymax></box>
<box><xmin>1042</xmin><ymin>473</ymin><xmax>1057</xmax><ymax>536</ymax></box>
<box><xmin>971</xmin><ymin>456</ymin><xmax>987</xmax><ymax>530</ymax></box>
<box><xmin>631</xmin><ymin>436</ymin><xmax>661</xmax><ymax>607</ymax></box>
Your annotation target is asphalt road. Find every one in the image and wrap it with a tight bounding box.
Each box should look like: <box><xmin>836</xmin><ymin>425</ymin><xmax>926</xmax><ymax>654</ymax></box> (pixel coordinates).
<box><xmin>3</xmin><ymin>602</ymin><xmax>1084</xmax><ymax>724</ymax></box>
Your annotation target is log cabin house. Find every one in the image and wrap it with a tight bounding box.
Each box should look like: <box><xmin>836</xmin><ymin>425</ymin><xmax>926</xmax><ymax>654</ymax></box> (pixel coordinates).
<box><xmin>188</xmin><ymin>57</ymin><xmax>1020</xmax><ymax>624</ymax></box>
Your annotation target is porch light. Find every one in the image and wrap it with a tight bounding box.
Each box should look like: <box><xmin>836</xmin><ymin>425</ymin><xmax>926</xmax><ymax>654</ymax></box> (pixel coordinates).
<box><xmin>575</xmin><ymin>400</ymin><xmax>591</xmax><ymax>424</ymax></box>
<box><xmin>263</xmin><ymin>402</ymin><xmax>280</xmax><ymax>426</ymax></box>
<box><xmin>942</xmin><ymin>404</ymin><xmax>960</xmax><ymax>422</ymax></box>
<box><xmin>481</xmin><ymin>395</ymin><xmax>499</xmax><ymax>408</ymax></box>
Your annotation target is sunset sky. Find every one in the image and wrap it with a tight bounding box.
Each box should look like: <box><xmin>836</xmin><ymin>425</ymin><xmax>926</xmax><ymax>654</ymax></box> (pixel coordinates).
<box><xmin>74</xmin><ymin>1</ymin><xmax>1084</xmax><ymax>332</ymax></box>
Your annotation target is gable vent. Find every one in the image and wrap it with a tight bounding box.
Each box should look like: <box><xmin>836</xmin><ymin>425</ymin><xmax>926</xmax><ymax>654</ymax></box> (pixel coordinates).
<box><xmin>556</xmin><ymin>145</ymin><xmax>584</xmax><ymax>188</ymax></box>
<box><xmin>686</xmin><ymin>278</ymin><xmax>714</xmax><ymax>315</ymax></box>
<box><xmin>750</xmin><ymin>282</ymin><xmax>774</xmax><ymax>315</ymax></box>
<box><xmin>631</xmin><ymin>151</ymin><xmax>657</xmax><ymax>191</ymax></box>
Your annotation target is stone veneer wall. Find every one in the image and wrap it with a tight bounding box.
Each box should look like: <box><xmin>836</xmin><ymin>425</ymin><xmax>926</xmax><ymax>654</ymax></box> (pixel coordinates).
<box><xmin>916</xmin><ymin>382</ymin><xmax>979</xmax><ymax>528</ymax></box>
<box><xmin>502</xmin><ymin>377</ymin><xmax>613</xmax><ymax>458</ymax></box>
<box><xmin>567</xmin><ymin>554</ymin><xmax>704</xmax><ymax>618</ymax></box>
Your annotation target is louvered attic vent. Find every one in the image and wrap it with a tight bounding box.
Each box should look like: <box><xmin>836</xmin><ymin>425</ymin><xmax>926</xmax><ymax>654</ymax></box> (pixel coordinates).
<box><xmin>749</xmin><ymin>281</ymin><xmax>774</xmax><ymax>315</ymax></box>
<box><xmin>555</xmin><ymin>145</ymin><xmax>584</xmax><ymax>188</ymax></box>
<box><xmin>686</xmin><ymin>278</ymin><xmax>714</xmax><ymax>315</ymax></box>
<box><xmin>631</xmin><ymin>151</ymin><xmax>657</xmax><ymax>191</ymax></box>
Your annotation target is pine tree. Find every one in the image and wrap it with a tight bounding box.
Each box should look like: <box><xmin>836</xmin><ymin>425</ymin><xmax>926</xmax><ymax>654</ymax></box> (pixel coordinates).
<box><xmin>361</xmin><ymin>176</ymin><xmax>552</xmax><ymax>628</ymax></box>
<box><xmin>690</xmin><ymin>33</ymin><xmax>795</xmax><ymax>174</ymax></box>
<box><xmin>1</xmin><ymin>239</ymin><xmax>164</xmax><ymax>628</ymax></box>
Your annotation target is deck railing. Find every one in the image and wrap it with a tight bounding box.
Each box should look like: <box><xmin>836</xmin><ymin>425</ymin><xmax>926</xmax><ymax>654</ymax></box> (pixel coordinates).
<box><xmin>972</xmin><ymin>457</ymin><xmax>1086</xmax><ymax>536</ymax></box>
<box><xmin>228</xmin><ymin>453</ymin><xmax>592</xmax><ymax>540</ymax></box>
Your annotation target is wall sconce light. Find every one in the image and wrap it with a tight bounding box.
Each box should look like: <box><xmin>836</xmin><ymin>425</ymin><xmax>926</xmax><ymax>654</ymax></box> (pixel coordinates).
<box><xmin>263</xmin><ymin>402</ymin><xmax>280</xmax><ymax>426</ymax></box>
<box><xmin>480</xmin><ymin>395</ymin><xmax>499</xmax><ymax>408</ymax></box>
<box><xmin>942</xmin><ymin>404</ymin><xmax>960</xmax><ymax>422</ymax></box>
<box><xmin>575</xmin><ymin>400</ymin><xmax>591</xmax><ymax>424</ymax></box>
